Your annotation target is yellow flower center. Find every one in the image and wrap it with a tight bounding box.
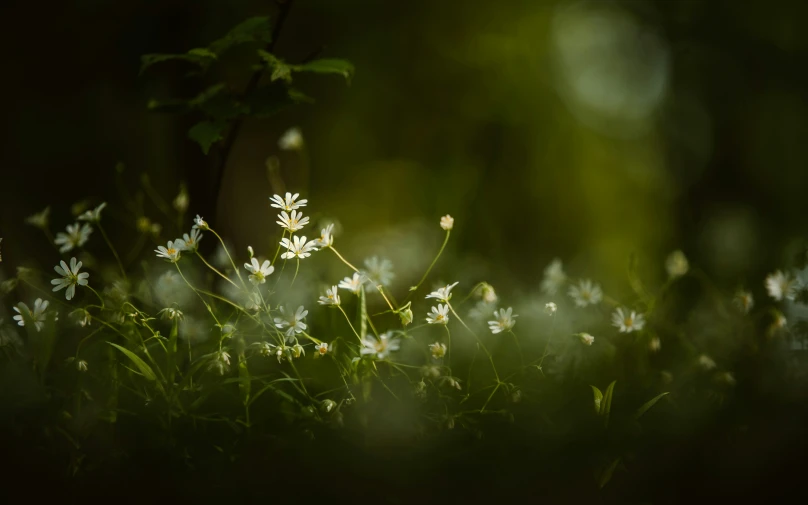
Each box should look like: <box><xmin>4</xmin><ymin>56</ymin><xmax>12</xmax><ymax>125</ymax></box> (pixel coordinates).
<box><xmin>167</xmin><ymin>248</ymin><xmax>176</xmax><ymax>255</ymax></box>
<box><xmin>624</xmin><ymin>317</ymin><xmax>633</xmax><ymax>327</ymax></box>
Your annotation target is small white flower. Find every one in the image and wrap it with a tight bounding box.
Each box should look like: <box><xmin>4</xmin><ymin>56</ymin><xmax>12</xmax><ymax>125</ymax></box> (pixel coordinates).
<box><xmin>269</xmin><ymin>192</ymin><xmax>308</xmax><ymax>212</ymax></box>
<box><xmin>178</xmin><ymin>228</ymin><xmax>203</xmax><ymax>252</ymax></box>
<box><xmin>360</xmin><ymin>331</ymin><xmax>400</xmax><ymax>359</ymax></box>
<box><xmin>440</xmin><ymin>215</ymin><xmax>454</xmax><ymax>231</ymax></box>
<box><xmin>429</xmin><ymin>342</ymin><xmax>447</xmax><ymax>359</ymax></box>
<box><xmin>611</xmin><ymin>307</ymin><xmax>645</xmax><ymax>333</ymax></box>
<box><xmin>567</xmin><ymin>279</ymin><xmax>603</xmax><ymax>307</ymax></box>
<box><xmin>316</xmin><ymin>224</ymin><xmax>335</xmax><ymax>248</ymax></box>
<box><xmin>276</xmin><ymin>345</ymin><xmax>287</xmax><ymax>363</ymax></box>
<box><xmin>488</xmin><ymin>307</ymin><xmax>517</xmax><ymax>334</ymax></box>
<box><xmin>278</xmin><ymin>127</ymin><xmax>304</xmax><ymax>151</ymax></box>
<box><xmin>315</xmin><ymin>342</ymin><xmax>329</xmax><ymax>357</ymax></box>
<box><xmin>274</xmin><ymin>305</ymin><xmax>308</xmax><ymax>338</ymax></box>
<box><xmin>76</xmin><ymin>360</ymin><xmax>89</xmax><ymax>372</ymax></box>
<box><xmin>292</xmin><ymin>344</ymin><xmax>305</xmax><ymax>359</ymax></box>
<box><xmin>280</xmin><ymin>235</ymin><xmax>318</xmax><ymax>259</ymax></box>
<box><xmin>25</xmin><ymin>206</ymin><xmax>51</xmax><ymax>229</ymax></box>
<box><xmin>362</xmin><ymin>256</ymin><xmax>394</xmax><ymax>286</ymax></box>
<box><xmin>77</xmin><ymin>202</ymin><xmax>107</xmax><ymax>223</ymax></box>
<box><xmin>698</xmin><ymin>354</ymin><xmax>716</xmax><ymax>370</ymax></box>
<box><xmin>244</xmin><ymin>257</ymin><xmax>274</xmax><ymax>285</ymax></box>
<box><xmin>51</xmin><ymin>257</ymin><xmax>90</xmax><ymax>301</ymax></box>
<box><xmin>158</xmin><ymin>307</ymin><xmax>184</xmax><ymax>321</ymax></box>
<box><xmin>276</xmin><ymin>210</ymin><xmax>310</xmax><ymax>233</ymax></box>
<box><xmin>765</xmin><ymin>270</ymin><xmax>798</xmax><ymax>301</ymax></box>
<box><xmin>70</xmin><ymin>308</ymin><xmax>92</xmax><ymax>327</ymax></box>
<box><xmin>426</xmin><ymin>304</ymin><xmax>450</xmax><ymax>325</ymax></box>
<box><xmin>773</xmin><ymin>311</ymin><xmax>787</xmax><ymax>329</ymax></box>
<box><xmin>665</xmin><ymin>250</ymin><xmax>689</xmax><ymax>279</ymax></box>
<box><xmin>54</xmin><ymin>223</ymin><xmax>93</xmax><ymax>253</ymax></box>
<box><xmin>192</xmin><ymin>215</ymin><xmax>209</xmax><ymax>231</ymax></box>
<box><xmin>544</xmin><ymin>302</ymin><xmax>557</xmax><ymax>316</ymax></box>
<box><xmin>733</xmin><ymin>290</ymin><xmax>754</xmax><ymax>314</ymax></box>
<box><xmin>577</xmin><ymin>333</ymin><xmax>595</xmax><ymax>346</ymax></box>
<box><xmin>13</xmin><ymin>298</ymin><xmax>50</xmax><ymax>332</ymax></box>
<box><xmin>540</xmin><ymin>258</ymin><xmax>567</xmax><ymax>295</ymax></box>
<box><xmin>426</xmin><ymin>282</ymin><xmax>459</xmax><ymax>303</ymax></box>
<box><xmin>649</xmin><ymin>337</ymin><xmax>661</xmax><ymax>352</ymax></box>
<box><xmin>338</xmin><ymin>272</ymin><xmax>364</xmax><ymax>294</ymax></box>
<box><xmin>155</xmin><ymin>240</ymin><xmax>182</xmax><ymax>263</ymax></box>
<box><xmin>318</xmin><ymin>285</ymin><xmax>341</xmax><ymax>306</ymax></box>
<box><xmin>479</xmin><ymin>283</ymin><xmax>497</xmax><ymax>304</ymax></box>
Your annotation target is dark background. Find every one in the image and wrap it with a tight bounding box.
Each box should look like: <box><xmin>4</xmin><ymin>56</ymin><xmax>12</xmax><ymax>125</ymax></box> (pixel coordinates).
<box><xmin>2</xmin><ymin>0</ymin><xmax>808</xmax><ymax>502</ymax></box>
<box><xmin>3</xmin><ymin>0</ymin><xmax>808</xmax><ymax>291</ymax></box>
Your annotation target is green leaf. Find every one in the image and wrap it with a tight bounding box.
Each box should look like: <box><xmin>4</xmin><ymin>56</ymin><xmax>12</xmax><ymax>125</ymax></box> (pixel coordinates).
<box><xmin>634</xmin><ymin>392</ymin><xmax>669</xmax><ymax>420</ymax></box>
<box><xmin>108</xmin><ymin>343</ymin><xmax>157</xmax><ymax>381</ymax></box>
<box><xmin>209</xmin><ymin>17</ymin><xmax>272</xmax><ymax>55</ymax></box>
<box><xmin>258</xmin><ymin>50</ymin><xmax>292</xmax><ymax>83</ymax></box>
<box><xmin>597</xmin><ymin>458</ymin><xmax>620</xmax><ymax>489</ymax></box>
<box><xmin>590</xmin><ymin>385</ymin><xmax>603</xmax><ymax>414</ymax></box>
<box><xmin>294</xmin><ymin>58</ymin><xmax>355</xmax><ymax>83</ymax></box>
<box><xmin>139</xmin><ymin>48</ymin><xmax>217</xmax><ymax>74</ymax></box>
<box><xmin>600</xmin><ymin>380</ymin><xmax>616</xmax><ymax>427</ymax></box>
<box><xmin>188</xmin><ymin>120</ymin><xmax>228</xmax><ymax>154</ymax></box>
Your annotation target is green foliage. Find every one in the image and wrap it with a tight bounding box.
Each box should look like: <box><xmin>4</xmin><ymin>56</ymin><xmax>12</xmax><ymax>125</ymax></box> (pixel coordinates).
<box><xmin>142</xmin><ymin>16</ymin><xmax>352</xmax><ymax>154</ymax></box>
<box><xmin>108</xmin><ymin>342</ymin><xmax>158</xmax><ymax>381</ymax></box>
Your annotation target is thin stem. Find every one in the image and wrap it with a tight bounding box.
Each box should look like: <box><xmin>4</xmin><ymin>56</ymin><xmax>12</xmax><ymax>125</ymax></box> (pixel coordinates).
<box><xmin>329</xmin><ymin>246</ymin><xmax>360</xmax><ymax>272</ymax></box>
<box><xmin>86</xmin><ymin>286</ymin><xmax>105</xmax><ymax>308</ymax></box>
<box><xmin>537</xmin><ymin>312</ymin><xmax>558</xmax><ymax>371</ymax></box>
<box><xmin>447</xmin><ymin>302</ymin><xmax>499</xmax><ymax>383</ymax></box>
<box><xmin>175</xmin><ymin>263</ymin><xmax>220</xmax><ymax>326</ymax></box>
<box><xmin>209</xmin><ymin>228</ymin><xmax>247</xmax><ymax>288</ymax></box>
<box><xmin>196</xmin><ymin>252</ymin><xmax>240</xmax><ymax>289</ymax></box>
<box><xmin>290</xmin><ymin>258</ymin><xmax>300</xmax><ymax>288</ymax></box>
<box><xmin>509</xmin><ymin>329</ymin><xmax>524</xmax><ymax>367</ymax></box>
<box><xmin>338</xmin><ymin>306</ymin><xmax>362</xmax><ymax>343</ymax></box>
<box><xmin>406</xmin><ymin>230</ymin><xmax>450</xmax><ymax>302</ymax></box>
<box><xmin>97</xmin><ymin>223</ymin><xmax>127</xmax><ymax>281</ymax></box>
<box><xmin>330</xmin><ymin>247</ymin><xmax>395</xmax><ymax>311</ymax></box>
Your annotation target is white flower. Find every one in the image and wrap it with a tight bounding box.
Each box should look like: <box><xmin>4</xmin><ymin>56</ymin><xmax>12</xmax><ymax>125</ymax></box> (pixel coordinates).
<box><xmin>360</xmin><ymin>331</ymin><xmax>400</xmax><ymax>359</ymax></box>
<box><xmin>292</xmin><ymin>344</ymin><xmax>305</xmax><ymax>359</ymax></box>
<box><xmin>318</xmin><ymin>285</ymin><xmax>341</xmax><ymax>306</ymax></box>
<box><xmin>698</xmin><ymin>354</ymin><xmax>716</xmax><ymax>370</ymax></box>
<box><xmin>77</xmin><ymin>202</ymin><xmax>107</xmax><ymax>223</ymax></box>
<box><xmin>276</xmin><ymin>210</ymin><xmax>310</xmax><ymax>233</ymax></box>
<box><xmin>13</xmin><ymin>298</ymin><xmax>50</xmax><ymax>332</ymax></box>
<box><xmin>540</xmin><ymin>258</ymin><xmax>567</xmax><ymax>295</ymax></box>
<box><xmin>159</xmin><ymin>307</ymin><xmax>184</xmax><ymax>321</ymax></box>
<box><xmin>577</xmin><ymin>333</ymin><xmax>595</xmax><ymax>346</ymax></box>
<box><xmin>338</xmin><ymin>272</ymin><xmax>364</xmax><ymax>294</ymax></box>
<box><xmin>488</xmin><ymin>307</ymin><xmax>517</xmax><ymax>334</ymax></box>
<box><xmin>269</xmin><ymin>192</ymin><xmax>308</xmax><ymax>212</ymax></box>
<box><xmin>178</xmin><ymin>228</ymin><xmax>203</xmax><ymax>252</ymax></box>
<box><xmin>71</xmin><ymin>308</ymin><xmax>92</xmax><ymax>327</ymax></box>
<box><xmin>244</xmin><ymin>257</ymin><xmax>274</xmax><ymax>285</ymax></box>
<box><xmin>316</xmin><ymin>224</ymin><xmax>335</xmax><ymax>248</ymax></box>
<box><xmin>665</xmin><ymin>250</ymin><xmax>689</xmax><ymax>279</ymax></box>
<box><xmin>440</xmin><ymin>215</ymin><xmax>454</xmax><ymax>231</ymax></box>
<box><xmin>426</xmin><ymin>304</ymin><xmax>450</xmax><ymax>325</ymax></box>
<box><xmin>611</xmin><ymin>307</ymin><xmax>645</xmax><ymax>333</ymax></box>
<box><xmin>765</xmin><ymin>270</ymin><xmax>798</xmax><ymax>301</ymax></box>
<box><xmin>773</xmin><ymin>311</ymin><xmax>787</xmax><ymax>329</ymax></box>
<box><xmin>479</xmin><ymin>283</ymin><xmax>497</xmax><ymax>304</ymax></box>
<box><xmin>733</xmin><ymin>290</ymin><xmax>754</xmax><ymax>314</ymax></box>
<box><xmin>25</xmin><ymin>206</ymin><xmax>51</xmax><ymax>229</ymax></box>
<box><xmin>468</xmin><ymin>300</ymin><xmax>496</xmax><ymax>322</ymax></box>
<box><xmin>76</xmin><ymin>360</ymin><xmax>89</xmax><ymax>372</ymax></box>
<box><xmin>278</xmin><ymin>127</ymin><xmax>304</xmax><ymax>151</ymax></box>
<box><xmin>54</xmin><ymin>223</ymin><xmax>93</xmax><ymax>253</ymax></box>
<box><xmin>280</xmin><ymin>235</ymin><xmax>318</xmax><ymax>259</ymax></box>
<box><xmin>274</xmin><ymin>305</ymin><xmax>308</xmax><ymax>338</ymax></box>
<box><xmin>649</xmin><ymin>337</ymin><xmax>661</xmax><ymax>352</ymax></box>
<box><xmin>426</xmin><ymin>282</ymin><xmax>459</xmax><ymax>303</ymax></box>
<box><xmin>155</xmin><ymin>240</ymin><xmax>182</xmax><ymax>263</ymax></box>
<box><xmin>567</xmin><ymin>279</ymin><xmax>603</xmax><ymax>307</ymax></box>
<box><xmin>362</xmin><ymin>256</ymin><xmax>394</xmax><ymax>286</ymax></box>
<box><xmin>544</xmin><ymin>302</ymin><xmax>557</xmax><ymax>316</ymax></box>
<box><xmin>192</xmin><ymin>215</ymin><xmax>209</xmax><ymax>230</ymax></box>
<box><xmin>51</xmin><ymin>257</ymin><xmax>90</xmax><ymax>301</ymax></box>
<box><xmin>429</xmin><ymin>342</ymin><xmax>447</xmax><ymax>359</ymax></box>
<box><xmin>315</xmin><ymin>342</ymin><xmax>329</xmax><ymax>357</ymax></box>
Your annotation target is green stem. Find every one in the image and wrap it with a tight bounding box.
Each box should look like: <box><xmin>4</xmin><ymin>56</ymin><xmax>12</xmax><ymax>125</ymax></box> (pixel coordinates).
<box><xmin>447</xmin><ymin>302</ymin><xmax>499</xmax><ymax>383</ymax></box>
<box><xmin>405</xmin><ymin>230</ymin><xmax>450</xmax><ymax>301</ymax></box>
<box><xmin>196</xmin><ymin>251</ymin><xmax>240</xmax><ymax>289</ymax></box>
<box><xmin>209</xmin><ymin>228</ymin><xmax>247</xmax><ymax>288</ymax></box>
<box><xmin>98</xmin><ymin>223</ymin><xmax>127</xmax><ymax>281</ymax></box>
